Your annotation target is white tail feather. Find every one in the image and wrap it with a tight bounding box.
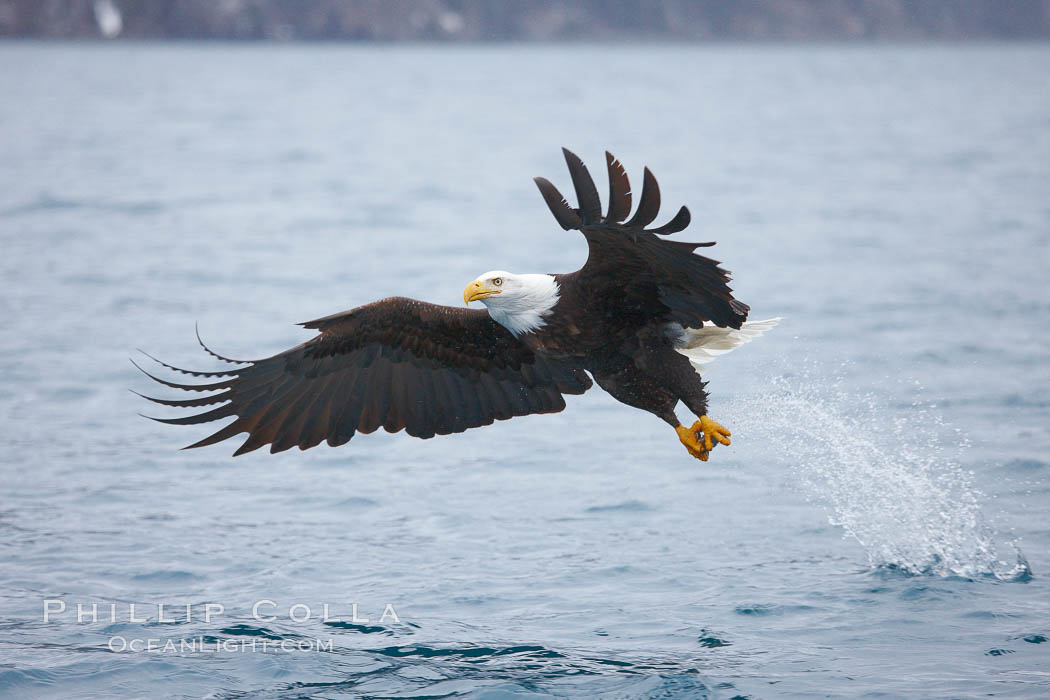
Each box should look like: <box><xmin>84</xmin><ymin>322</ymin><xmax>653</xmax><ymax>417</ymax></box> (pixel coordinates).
<box><xmin>674</xmin><ymin>317</ymin><xmax>781</xmax><ymax>372</ymax></box>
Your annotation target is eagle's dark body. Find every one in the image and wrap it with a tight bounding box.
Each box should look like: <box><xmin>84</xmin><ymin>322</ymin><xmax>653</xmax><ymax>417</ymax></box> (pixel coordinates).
<box><xmin>138</xmin><ymin>150</ymin><xmax>749</xmax><ymax>456</ymax></box>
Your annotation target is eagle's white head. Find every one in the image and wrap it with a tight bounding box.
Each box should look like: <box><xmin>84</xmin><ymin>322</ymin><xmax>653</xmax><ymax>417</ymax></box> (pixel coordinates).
<box><xmin>463</xmin><ymin>270</ymin><xmax>560</xmax><ymax>337</ymax></box>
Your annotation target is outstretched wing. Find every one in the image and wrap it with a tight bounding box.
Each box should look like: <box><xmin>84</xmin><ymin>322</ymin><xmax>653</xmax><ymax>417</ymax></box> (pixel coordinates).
<box><xmin>136</xmin><ymin>298</ymin><xmax>592</xmax><ymax>456</ymax></box>
<box><xmin>534</xmin><ymin>148</ymin><xmax>749</xmax><ymax>330</ymax></box>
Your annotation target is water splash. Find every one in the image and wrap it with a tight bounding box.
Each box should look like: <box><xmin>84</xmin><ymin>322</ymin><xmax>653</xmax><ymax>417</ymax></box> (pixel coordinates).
<box><xmin>730</xmin><ymin>369</ymin><xmax>1030</xmax><ymax>580</ymax></box>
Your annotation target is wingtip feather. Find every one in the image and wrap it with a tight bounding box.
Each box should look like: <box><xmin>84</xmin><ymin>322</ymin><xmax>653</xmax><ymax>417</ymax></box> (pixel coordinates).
<box><xmin>560</xmin><ymin>148</ymin><xmax>602</xmax><ymax>224</ymax></box>
<box><xmin>625</xmin><ymin>166</ymin><xmax>661</xmax><ymax>229</ymax></box>
<box><xmin>195</xmin><ymin>324</ymin><xmax>248</xmax><ymax>365</ymax></box>
<box><xmin>533</xmin><ymin>176</ymin><xmax>581</xmax><ymax>230</ymax></box>
<box><xmin>604</xmin><ymin>150</ymin><xmax>632</xmax><ymax>223</ymax></box>
<box><xmin>650</xmin><ymin>205</ymin><xmax>691</xmax><ymax>235</ymax></box>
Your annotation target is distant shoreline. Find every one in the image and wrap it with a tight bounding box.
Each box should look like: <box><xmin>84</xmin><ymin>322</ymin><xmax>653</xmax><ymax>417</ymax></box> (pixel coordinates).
<box><xmin>2</xmin><ymin>37</ymin><xmax>1049</xmax><ymax>47</ymax></box>
<box><xmin>2</xmin><ymin>0</ymin><xmax>1048</xmax><ymax>42</ymax></box>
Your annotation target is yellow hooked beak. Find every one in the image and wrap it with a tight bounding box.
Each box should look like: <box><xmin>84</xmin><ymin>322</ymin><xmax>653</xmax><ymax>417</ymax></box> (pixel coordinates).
<box><xmin>464</xmin><ymin>280</ymin><xmax>501</xmax><ymax>305</ymax></box>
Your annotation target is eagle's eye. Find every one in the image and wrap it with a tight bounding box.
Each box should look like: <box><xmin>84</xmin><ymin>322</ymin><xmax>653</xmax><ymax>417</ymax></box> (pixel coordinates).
<box><xmin>493</xmin><ymin>278</ymin><xmax>503</xmax><ymax>286</ymax></box>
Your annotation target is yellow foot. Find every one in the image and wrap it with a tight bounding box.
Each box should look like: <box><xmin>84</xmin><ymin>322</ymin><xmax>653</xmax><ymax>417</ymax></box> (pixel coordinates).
<box><xmin>675</xmin><ymin>416</ymin><xmax>732</xmax><ymax>462</ymax></box>
<box><xmin>675</xmin><ymin>423</ymin><xmax>710</xmax><ymax>461</ymax></box>
<box><xmin>697</xmin><ymin>415</ymin><xmax>732</xmax><ymax>452</ymax></box>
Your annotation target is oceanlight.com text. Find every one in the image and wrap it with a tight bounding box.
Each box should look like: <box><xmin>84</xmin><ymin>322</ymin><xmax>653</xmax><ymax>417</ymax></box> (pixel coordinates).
<box><xmin>108</xmin><ymin>637</ymin><xmax>335</xmax><ymax>653</ymax></box>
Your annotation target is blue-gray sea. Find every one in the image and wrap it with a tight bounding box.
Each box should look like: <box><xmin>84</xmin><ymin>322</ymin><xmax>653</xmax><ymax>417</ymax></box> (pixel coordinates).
<box><xmin>1</xmin><ymin>42</ymin><xmax>1049</xmax><ymax>698</ymax></box>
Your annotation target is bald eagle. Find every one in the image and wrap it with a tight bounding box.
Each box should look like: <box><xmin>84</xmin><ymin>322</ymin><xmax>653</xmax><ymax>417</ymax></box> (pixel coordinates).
<box><xmin>137</xmin><ymin>149</ymin><xmax>777</xmax><ymax>460</ymax></box>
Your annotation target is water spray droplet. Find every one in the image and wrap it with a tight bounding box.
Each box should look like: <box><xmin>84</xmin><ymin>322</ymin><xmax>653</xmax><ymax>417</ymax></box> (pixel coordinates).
<box><xmin>727</xmin><ymin>364</ymin><xmax>1029</xmax><ymax>581</ymax></box>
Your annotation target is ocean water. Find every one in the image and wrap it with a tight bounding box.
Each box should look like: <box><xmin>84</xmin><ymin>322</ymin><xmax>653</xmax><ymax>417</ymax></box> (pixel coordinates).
<box><xmin>1</xmin><ymin>42</ymin><xmax>1048</xmax><ymax>698</ymax></box>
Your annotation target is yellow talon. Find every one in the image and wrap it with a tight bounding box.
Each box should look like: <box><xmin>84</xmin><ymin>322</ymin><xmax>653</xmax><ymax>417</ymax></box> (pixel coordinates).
<box><xmin>675</xmin><ymin>423</ymin><xmax>710</xmax><ymax>461</ymax></box>
<box><xmin>698</xmin><ymin>415</ymin><xmax>732</xmax><ymax>451</ymax></box>
<box><xmin>675</xmin><ymin>416</ymin><xmax>732</xmax><ymax>462</ymax></box>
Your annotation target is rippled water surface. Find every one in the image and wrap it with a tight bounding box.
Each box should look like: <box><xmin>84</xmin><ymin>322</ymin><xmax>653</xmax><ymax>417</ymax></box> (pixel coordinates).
<box><xmin>1</xmin><ymin>42</ymin><xmax>1049</xmax><ymax>698</ymax></box>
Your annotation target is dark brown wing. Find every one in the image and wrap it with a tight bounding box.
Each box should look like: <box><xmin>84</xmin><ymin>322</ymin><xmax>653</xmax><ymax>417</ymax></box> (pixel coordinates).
<box><xmin>535</xmin><ymin>149</ymin><xmax>749</xmax><ymax>330</ymax></box>
<box><xmin>137</xmin><ymin>298</ymin><xmax>592</xmax><ymax>456</ymax></box>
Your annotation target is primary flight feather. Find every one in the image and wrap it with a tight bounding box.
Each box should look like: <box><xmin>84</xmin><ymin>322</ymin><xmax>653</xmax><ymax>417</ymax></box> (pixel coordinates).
<box><xmin>138</xmin><ymin>149</ymin><xmax>777</xmax><ymax>459</ymax></box>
